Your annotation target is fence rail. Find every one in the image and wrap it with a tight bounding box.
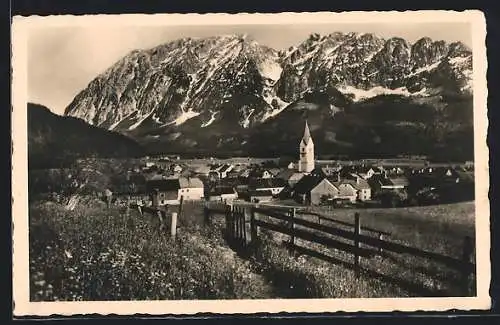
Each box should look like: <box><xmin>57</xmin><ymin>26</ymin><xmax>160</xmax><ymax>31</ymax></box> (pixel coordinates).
<box><xmin>205</xmin><ymin>203</ymin><xmax>476</xmax><ymax>295</ymax></box>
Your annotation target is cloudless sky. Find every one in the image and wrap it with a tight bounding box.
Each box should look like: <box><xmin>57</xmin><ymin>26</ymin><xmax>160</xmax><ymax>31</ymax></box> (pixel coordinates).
<box><xmin>28</xmin><ymin>22</ymin><xmax>472</xmax><ymax>115</ymax></box>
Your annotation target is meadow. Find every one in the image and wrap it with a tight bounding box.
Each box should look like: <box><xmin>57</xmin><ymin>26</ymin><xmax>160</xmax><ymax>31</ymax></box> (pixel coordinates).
<box><xmin>29</xmin><ymin>192</ymin><xmax>476</xmax><ymax>300</ymax></box>
<box><xmin>251</xmin><ymin>200</ymin><xmax>476</xmax><ymax>297</ymax></box>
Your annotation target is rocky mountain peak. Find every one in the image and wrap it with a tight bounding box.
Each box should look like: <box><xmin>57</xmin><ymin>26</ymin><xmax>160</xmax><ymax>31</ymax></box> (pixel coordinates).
<box><xmin>64</xmin><ymin>32</ymin><xmax>473</xmax><ymax>158</ymax></box>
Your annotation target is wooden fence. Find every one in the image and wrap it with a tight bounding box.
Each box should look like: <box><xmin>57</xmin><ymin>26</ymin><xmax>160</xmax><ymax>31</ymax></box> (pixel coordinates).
<box><xmin>205</xmin><ymin>203</ymin><xmax>476</xmax><ymax>295</ymax></box>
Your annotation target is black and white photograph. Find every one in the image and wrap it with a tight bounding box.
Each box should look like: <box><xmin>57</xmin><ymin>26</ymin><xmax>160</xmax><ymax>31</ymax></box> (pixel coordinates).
<box><xmin>12</xmin><ymin>10</ymin><xmax>490</xmax><ymax>315</ymax></box>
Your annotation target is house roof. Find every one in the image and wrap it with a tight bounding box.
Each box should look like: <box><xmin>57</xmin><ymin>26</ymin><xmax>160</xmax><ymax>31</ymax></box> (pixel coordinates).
<box><xmin>178</xmin><ymin>177</ymin><xmax>204</xmax><ymax>189</ymax></box>
<box><xmin>216</xmin><ymin>164</ymin><xmax>233</xmax><ymax>173</ymax></box>
<box><xmin>311</xmin><ymin>166</ymin><xmax>338</xmax><ymax>178</ymax></box>
<box><xmin>249</xmin><ymin>190</ymin><xmax>274</xmax><ymax>197</ymax></box>
<box><xmin>355</xmin><ymin>166</ymin><xmax>375</xmax><ymax>174</ymax></box>
<box><xmin>249</xmin><ymin>178</ymin><xmax>287</xmax><ymax>189</ymax></box>
<box><xmin>194</xmin><ymin>165</ymin><xmax>211</xmax><ymax>174</ymax></box>
<box><xmin>146</xmin><ymin>179</ymin><xmax>180</xmax><ymax>192</ymax></box>
<box><xmin>276</xmin><ymin>169</ymin><xmax>295</xmax><ymax>180</ymax></box>
<box><xmin>341</xmin><ymin>178</ymin><xmax>371</xmax><ymax>190</ymax></box>
<box><xmin>289</xmin><ymin>172</ymin><xmax>306</xmax><ymax>182</ymax></box>
<box><xmin>293</xmin><ymin>175</ymin><xmax>324</xmax><ymax>195</ymax></box>
<box><xmin>269</xmin><ymin>168</ymin><xmax>281</xmax><ymax>176</ymax></box>
<box><xmin>209</xmin><ymin>186</ymin><xmax>236</xmax><ymax>196</ymax></box>
<box><xmin>382</xmin><ymin>177</ymin><xmax>409</xmax><ymax>187</ymax></box>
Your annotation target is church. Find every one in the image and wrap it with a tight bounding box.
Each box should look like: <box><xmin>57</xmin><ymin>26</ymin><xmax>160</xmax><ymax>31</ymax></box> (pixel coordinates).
<box><xmin>298</xmin><ymin>120</ymin><xmax>315</xmax><ymax>173</ymax></box>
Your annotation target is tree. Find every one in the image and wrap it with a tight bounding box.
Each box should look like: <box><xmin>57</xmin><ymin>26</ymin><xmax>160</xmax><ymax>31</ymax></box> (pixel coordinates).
<box><xmin>378</xmin><ymin>189</ymin><xmax>408</xmax><ymax>208</ymax></box>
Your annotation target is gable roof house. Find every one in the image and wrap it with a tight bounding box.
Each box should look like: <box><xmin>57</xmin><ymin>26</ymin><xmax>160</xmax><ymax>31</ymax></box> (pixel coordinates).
<box><xmin>178</xmin><ymin>177</ymin><xmax>205</xmax><ymax>201</ymax></box>
<box><xmin>249</xmin><ymin>168</ymin><xmax>274</xmax><ymax>179</ymax></box>
<box><xmin>337</xmin><ymin>177</ymin><xmax>372</xmax><ymax>202</ymax></box>
<box><xmin>249</xmin><ymin>178</ymin><xmax>287</xmax><ymax>195</ymax></box>
<box><xmin>310</xmin><ymin>178</ymin><xmax>341</xmax><ymax>205</ymax></box>
<box><xmin>292</xmin><ymin>175</ymin><xmax>327</xmax><ymax>205</ymax></box>
<box><xmin>207</xmin><ymin>186</ymin><xmax>238</xmax><ymax>202</ymax></box>
<box><xmin>248</xmin><ymin>190</ymin><xmax>275</xmax><ymax>203</ymax></box>
<box><xmin>146</xmin><ymin>179</ymin><xmax>181</xmax><ymax>206</ymax></box>
<box><xmin>355</xmin><ymin>166</ymin><xmax>378</xmax><ymax>180</ymax></box>
<box><xmin>217</xmin><ymin>164</ymin><xmax>234</xmax><ymax>178</ymax></box>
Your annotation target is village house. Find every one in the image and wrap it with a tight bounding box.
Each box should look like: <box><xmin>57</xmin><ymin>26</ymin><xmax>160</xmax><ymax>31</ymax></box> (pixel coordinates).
<box><xmin>355</xmin><ymin>166</ymin><xmax>378</xmax><ymax>180</ymax></box>
<box><xmin>193</xmin><ymin>165</ymin><xmax>211</xmax><ymax>176</ymax></box>
<box><xmin>248</xmin><ymin>190</ymin><xmax>274</xmax><ymax>203</ymax></box>
<box><xmin>292</xmin><ymin>175</ymin><xmax>327</xmax><ymax>205</ymax></box>
<box><xmin>373</xmin><ymin>176</ymin><xmax>410</xmax><ymax>191</ymax></box>
<box><xmin>248</xmin><ymin>178</ymin><xmax>287</xmax><ymax>195</ymax></box>
<box><xmin>310</xmin><ymin>178</ymin><xmax>340</xmax><ymax>205</ymax></box>
<box><xmin>249</xmin><ymin>168</ymin><xmax>274</xmax><ymax>179</ymax></box>
<box><xmin>336</xmin><ymin>176</ymin><xmax>372</xmax><ymax>202</ymax></box>
<box><xmin>332</xmin><ymin>181</ymin><xmax>358</xmax><ymax>203</ymax></box>
<box><xmin>269</xmin><ymin>168</ymin><xmax>282</xmax><ymax>177</ymax></box>
<box><xmin>146</xmin><ymin>176</ymin><xmax>205</xmax><ymax>206</ymax></box>
<box><xmin>146</xmin><ymin>179</ymin><xmax>181</xmax><ymax>206</ymax></box>
<box><xmin>277</xmin><ymin>170</ymin><xmax>306</xmax><ymax>187</ymax></box>
<box><xmin>207</xmin><ymin>186</ymin><xmax>238</xmax><ymax>202</ymax></box>
<box><xmin>209</xmin><ymin>164</ymin><xmax>234</xmax><ymax>179</ymax></box>
<box><xmin>178</xmin><ymin>177</ymin><xmax>205</xmax><ymax>201</ymax></box>
<box><xmin>169</xmin><ymin>163</ymin><xmax>184</xmax><ymax>174</ymax></box>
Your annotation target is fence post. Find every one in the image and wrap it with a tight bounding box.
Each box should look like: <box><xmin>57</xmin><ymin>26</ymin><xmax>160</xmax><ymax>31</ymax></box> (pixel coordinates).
<box><xmin>378</xmin><ymin>232</ymin><xmax>384</xmax><ymax>254</ymax></box>
<box><xmin>250</xmin><ymin>207</ymin><xmax>257</xmax><ymax>244</ymax></box>
<box><xmin>289</xmin><ymin>208</ymin><xmax>296</xmax><ymax>247</ymax></box>
<box><xmin>203</xmin><ymin>201</ymin><xmax>211</xmax><ymax>226</ymax></box>
<box><xmin>461</xmin><ymin>235</ymin><xmax>474</xmax><ymax>295</ymax></box>
<box><xmin>243</xmin><ymin>208</ymin><xmax>249</xmax><ymax>246</ymax></box>
<box><xmin>178</xmin><ymin>195</ymin><xmax>184</xmax><ymax>218</ymax></box>
<box><xmin>239</xmin><ymin>209</ymin><xmax>245</xmax><ymax>246</ymax></box>
<box><xmin>171</xmin><ymin>212</ymin><xmax>178</xmax><ymax>239</ymax></box>
<box><xmin>354</xmin><ymin>212</ymin><xmax>361</xmax><ymax>276</ymax></box>
<box><xmin>125</xmin><ymin>196</ymin><xmax>131</xmax><ymax>216</ymax></box>
<box><xmin>157</xmin><ymin>210</ymin><xmax>165</xmax><ymax>232</ymax></box>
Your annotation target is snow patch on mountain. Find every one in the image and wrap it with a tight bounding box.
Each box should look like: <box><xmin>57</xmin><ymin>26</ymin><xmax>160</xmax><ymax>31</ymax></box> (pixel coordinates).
<box><xmin>172</xmin><ymin>109</ymin><xmax>201</xmax><ymax>126</ymax></box>
<box><xmin>128</xmin><ymin>111</ymin><xmax>154</xmax><ymax>130</ymax></box>
<box><xmin>261</xmin><ymin>97</ymin><xmax>290</xmax><ymax>122</ymax></box>
<box><xmin>338</xmin><ymin>85</ymin><xmax>413</xmax><ymax>101</ymax></box>
<box><xmin>201</xmin><ymin>111</ymin><xmax>219</xmax><ymax>128</ymax></box>
<box><xmin>409</xmin><ymin>61</ymin><xmax>441</xmax><ymax>77</ymax></box>
<box><xmin>258</xmin><ymin>59</ymin><xmax>282</xmax><ymax>81</ymax></box>
<box><xmin>241</xmin><ymin>109</ymin><xmax>255</xmax><ymax>128</ymax></box>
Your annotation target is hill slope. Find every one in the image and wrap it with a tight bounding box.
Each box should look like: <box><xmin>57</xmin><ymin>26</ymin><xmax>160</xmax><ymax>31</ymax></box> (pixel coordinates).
<box><xmin>28</xmin><ymin>103</ymin><xmax>145</xmax><ymax>168</ymax></box>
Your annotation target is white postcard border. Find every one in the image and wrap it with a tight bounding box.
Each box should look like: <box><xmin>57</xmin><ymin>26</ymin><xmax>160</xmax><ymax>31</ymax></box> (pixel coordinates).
<box><xmin>11</xmin><ymin>10</ymin><xmax>490</xmax><ymax>316</ymax></box>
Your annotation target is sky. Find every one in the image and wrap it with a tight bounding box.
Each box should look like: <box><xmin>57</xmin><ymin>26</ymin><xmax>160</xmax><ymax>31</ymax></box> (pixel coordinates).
<box><xmin>28</xmin><ymin>22</ymin><xmax>472</xmax><ymax>115</ymax></box>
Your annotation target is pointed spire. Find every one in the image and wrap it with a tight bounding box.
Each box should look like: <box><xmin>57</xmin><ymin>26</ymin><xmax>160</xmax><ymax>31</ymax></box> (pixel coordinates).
<box><xmin>302</xmin><ymin>120</ymin><xmax>311</xmax><ymax>145</ymax></box>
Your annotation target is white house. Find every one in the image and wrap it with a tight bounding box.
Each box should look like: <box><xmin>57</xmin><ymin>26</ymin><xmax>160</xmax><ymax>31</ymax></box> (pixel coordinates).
<box><xmin>178</xmin><ymin>177</ymin><xmax>205</xmax><ymax>201</ymax></box>
<box><xmin>250</xmin><ymin>178</ymin><xmax>287</xmax><ymax>195</ymax></box>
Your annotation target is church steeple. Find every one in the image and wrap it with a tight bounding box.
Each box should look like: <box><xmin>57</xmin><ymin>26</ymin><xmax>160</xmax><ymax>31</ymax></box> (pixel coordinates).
<box><xmin>299</xmin><ymin>120</ymin><xmax>315</xmax><ymax>173</ymax></box>
<box><xmin>302</xmin><ymin>120</ymin><xmax>312</xmax><ymax>145</ymax></box>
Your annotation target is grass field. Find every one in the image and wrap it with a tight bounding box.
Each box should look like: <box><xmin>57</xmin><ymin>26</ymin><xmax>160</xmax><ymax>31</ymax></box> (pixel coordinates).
<box><xmin>251</xmin><ymin>201</ymin><xmax>476</xmax><ymax>297</ymax></box>
<box><xmin>29</xmin><ymin>198</ymin><xmax>276</xmax><ymax>301</ymax></box>
<box><xmin>29</xmin><ymin>195</ymin><xmax>476</xmax><ymax>300</ymax></box>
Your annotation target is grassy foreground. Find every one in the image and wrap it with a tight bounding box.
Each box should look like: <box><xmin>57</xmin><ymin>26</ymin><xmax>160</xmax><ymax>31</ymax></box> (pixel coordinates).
<box><xmin>29</xmin><ymin>197</ymin><xmax>476</xmax><ymax>300</ymax></box>
<box><xmin>29</xmin><ymin>198</ymin><xmax>270</xmax><ymax>301</ymax></box>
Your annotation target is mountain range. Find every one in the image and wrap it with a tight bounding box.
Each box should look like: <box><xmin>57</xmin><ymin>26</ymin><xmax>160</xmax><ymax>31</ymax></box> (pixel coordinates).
<box><xmin>63</xmin><ymin>32</ymin><xmax>474</xmax><ymax>160</ymax></box>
